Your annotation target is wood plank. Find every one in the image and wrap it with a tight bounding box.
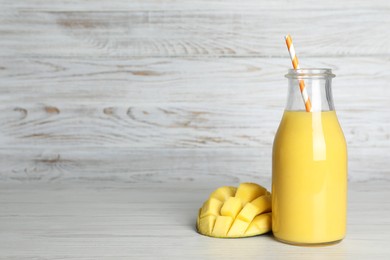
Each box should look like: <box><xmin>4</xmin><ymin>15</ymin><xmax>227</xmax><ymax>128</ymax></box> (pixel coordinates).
<box><xmin>0</xmin><ymin>102</ymin><xmax>388</xmax><ymax>149</ymax></box>
<box><xmin>1</xmin><ymin>8</ymin><xmax>390</xmax><ymax>57</ymax></box>
<box><xmin>0</xmin><ymin>181</ymin><xmax>389</xmax><ymax>258</ymax></box>
<box><xmin>0</xmin><ymin>147</ymin><xmax>388</xmax><ymax>183</ymax></box>
<box><xmin>3</xmin><ymin>0</ymin><xmax>390</xmax><ymax>12</ymax></box>
<box><xmin>0</xmin><ymin>57</ymin><xmax>388</xmax><ymax>149</ymax></box>
<box><xmin>1</xmin><ymin>57</ymin><xmax>389</xmax><ymax>106</ymax></box>
<box><xmin>0</xmin><ymin>148</ymin><xmax>273</xmax><ymax>184</ymax></box>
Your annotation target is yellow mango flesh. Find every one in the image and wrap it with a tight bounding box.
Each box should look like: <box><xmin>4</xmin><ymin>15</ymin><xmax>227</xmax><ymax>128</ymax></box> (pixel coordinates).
<box><xmin>251</xmin><ymin>194</ymin><xmax>271</xmax><ymax>213</ymax></box>
<box><xmin>220</xmin><ymin>197</ymin><xmax>242</xmax><ymax>219</ymax></box>
<box><xmin>237</xmin><ymin>195</ymin><xmax>271</xmax><ymax>222</ymax></box>
<box><xmin>236</xmin><ymin>202</ymin><xmax>260</xmax><ymax>223</ymax></box>
<box><xmin>227</xmin><ymin>219</ymin><xmax>249</xmax><ymax>237</ymax></box>
<box><xmin>198</xmin><ymin>215</ymin><xmax>216</xmax><ymax>236</ymax></box>
<box><xmin>209</xmin><ymin>186</ymin><xmax>237</xmax><ymax>201</ymax></box>
<box><xmin>235</xmin><ymin>183</ymin><xmax>267</xmax><ymax>204</ymax></box>
<box><xmin>212</xmin><ymin>216</ymin><xmax>234</xmax><ymax>237</ymax></box>
<box><xmin>196</xmin><ymin>182</ymin><xmax>272</xmax><ymax>238</ymax></box>
<box><xmin>245</xmin><ymin>213</ymin><xmax>272</xmax><ymax>237</ymax></box>
<box><xmin>200</xmin><ymin>198</ymin><xmax>223</xmax><ymax>218</ymax></box>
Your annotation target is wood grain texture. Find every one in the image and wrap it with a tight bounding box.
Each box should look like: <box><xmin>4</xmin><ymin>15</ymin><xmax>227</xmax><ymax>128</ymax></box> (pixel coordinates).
<box><xmin>0</xmin><ymin>56</ymin><xmax>389</xmax><ymax>182</ymax></box>
<box><xmin>1</xmin><ymin>7</ymin><xmax>390</xmax><ymax>58</ymax></box>
<box><xmin>0</xmin><ymin>147</ymin><xmax>388</xmax><ymax>184</ymax></box>
<box><xmin>0</xmin><ymin>0</ymin><xmax>389</xmax><ymax>184</ymax></box>
<box><xmin>0</xmin><ymin>181</ymin><xmax>389</xmax><ymax>259</ymax></box>
<box><xmin>0</xmin><ymin>57</ymin><xmax>388</xmax><ymax>148</ymax></box>
<box><xmin>4</xmin><ymin>0</ymin><xmax>390</xmax><ymax>11</ymax></box>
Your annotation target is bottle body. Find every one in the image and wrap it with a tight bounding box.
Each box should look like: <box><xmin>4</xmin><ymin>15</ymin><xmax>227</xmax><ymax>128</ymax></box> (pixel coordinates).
<box><xmin>272</xmin><ymin>69</ymin><xmax>347</xmax><ymax>245</ymax></box>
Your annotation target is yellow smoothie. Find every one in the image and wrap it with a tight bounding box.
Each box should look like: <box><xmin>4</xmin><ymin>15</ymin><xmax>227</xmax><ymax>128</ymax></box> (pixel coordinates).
<box><xmin>272</xmin><ymin>110</ymin><xmax>347</xmax><ymax>245</ymax></box>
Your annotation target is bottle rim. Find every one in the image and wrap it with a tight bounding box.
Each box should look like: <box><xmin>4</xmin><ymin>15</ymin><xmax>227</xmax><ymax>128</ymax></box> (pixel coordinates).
<box><xmin>285</xmin><ymin>68</ymin><xmax>336</xmax><ymax>79</ymax></box>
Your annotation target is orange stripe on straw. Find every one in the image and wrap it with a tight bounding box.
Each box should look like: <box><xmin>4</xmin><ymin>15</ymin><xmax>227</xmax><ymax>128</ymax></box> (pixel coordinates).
<box><xmin>292</xmin><ymin>56</ymin><xmax>299</xmax><ymax>69</ymax></box>
<box><xmin>299</xmin><ymin>81</ymin><xmax>312</xmax><ymax>112</ymax></box>
<box><xmin>284</xmin><ymin>34</ymin><xmax>312</xmax><ymax>112</ymax></box>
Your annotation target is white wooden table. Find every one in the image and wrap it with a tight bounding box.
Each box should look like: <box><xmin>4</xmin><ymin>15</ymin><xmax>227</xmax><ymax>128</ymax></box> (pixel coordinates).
<box><xmin>1</xmin><ymin>0</ymin><xmax>390</xmax><ymax>258</ymax></box>
<box><xmin>1</xmin><ymin>180</ymin><xmax>389</xmax><ymax>259</ymax></box>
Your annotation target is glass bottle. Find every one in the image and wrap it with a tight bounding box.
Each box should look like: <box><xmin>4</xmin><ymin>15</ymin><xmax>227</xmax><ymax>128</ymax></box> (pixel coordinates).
<box><xmin>272</xmin><ymin>68</ymin><xmax>347</xmax><ymax>245</ymax></box>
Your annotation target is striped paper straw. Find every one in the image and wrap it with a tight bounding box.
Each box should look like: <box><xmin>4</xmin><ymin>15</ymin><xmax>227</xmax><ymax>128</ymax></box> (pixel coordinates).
<box><xmin>284</xmin><ymin>34</ymin><xmax>312</xmax><ymax>112</ymax></box>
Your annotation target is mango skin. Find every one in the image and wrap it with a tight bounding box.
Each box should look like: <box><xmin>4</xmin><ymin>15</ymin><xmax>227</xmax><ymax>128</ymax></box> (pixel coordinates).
<box><xmin>196</xmin><ymin>183</ymin><xmax>272</xmax><ymax>238</ymax></box>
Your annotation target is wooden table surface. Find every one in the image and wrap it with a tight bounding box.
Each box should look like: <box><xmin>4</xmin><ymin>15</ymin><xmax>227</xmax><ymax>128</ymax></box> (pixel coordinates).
<box><xmin>1</xmin><ymin>180</ymin><xmax>389</xmax><ymax>259</ymax></box>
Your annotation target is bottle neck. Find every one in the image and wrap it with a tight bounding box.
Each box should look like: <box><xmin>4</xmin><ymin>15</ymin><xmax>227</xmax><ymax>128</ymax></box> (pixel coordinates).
<box><xmin>285</xmin><ymin>69</ymin><xmax>336</xmax><ymax>112</ymax></box>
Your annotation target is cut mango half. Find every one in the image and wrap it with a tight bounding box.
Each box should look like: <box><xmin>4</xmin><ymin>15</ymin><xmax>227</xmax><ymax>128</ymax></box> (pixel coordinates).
<box><xmin>196</xmin><ymin>183</ymin><xmax>272</xmax><ymax>238</ymax></box>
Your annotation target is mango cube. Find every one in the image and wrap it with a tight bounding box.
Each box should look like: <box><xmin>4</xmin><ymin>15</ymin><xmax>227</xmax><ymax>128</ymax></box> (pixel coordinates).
<box><xmin>245</xmin><ymin>213</ymin><xmax>272</xmax><ymax>236</ymax></box>
<box><xmin>209</xmin><ymin>186</ymin><xmax>237</xmax><ymax>201</ymax></box>
<box><xmin>227</xmin><ymin>219</ymin><xmax>250</xmax><ymax>237</ymax></box>
<box><xmin>236</xmin><ymin>202</ymin><xmax>259</xmax><ymax>223</ymax></box>
<box><xmin>198</xmin><ymin>215</ymin><xmax>216</xmax><ymax>235</ymax></box>
<box><xmin>212</xmin><ymin>216</ymin><xmax>233</xmax><ymax>237</ymax></box>
<box><xmin>235</xmin><ymin>183</ymin><xmax>267</xmax><ymax>204</ymax></box>
<box><xmin>220</xmin><ymin>197</ymin><xmax>242</xmax><ymax>219</ymax></box>
<box><xmin>237</xmin><ymin>195</ymin><xmax>272</xmax><ymax>222</ymax></box>
<box><xmin>251</xmin><ymin>195</ymin><xmax>271</xmax><ymax>214</ymax></box>
<box><xmin>200</xmin><ymin>197</ymin><xmax>223</xmax><ymax>218</ymax></box>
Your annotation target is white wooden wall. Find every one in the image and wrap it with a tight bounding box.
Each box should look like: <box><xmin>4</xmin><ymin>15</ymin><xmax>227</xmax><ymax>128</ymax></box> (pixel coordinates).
<box><xmin>0</xmin><ymin>0</ymin><xmax>389</xmax><ymax>183</ymax></box>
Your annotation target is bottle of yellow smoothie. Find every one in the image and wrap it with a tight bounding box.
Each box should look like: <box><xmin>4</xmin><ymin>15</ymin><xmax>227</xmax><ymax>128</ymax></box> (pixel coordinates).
<box><xmin>272</xmin><ymin>69</ymin><xmax>347</xmax><ymax>245</ymax></box>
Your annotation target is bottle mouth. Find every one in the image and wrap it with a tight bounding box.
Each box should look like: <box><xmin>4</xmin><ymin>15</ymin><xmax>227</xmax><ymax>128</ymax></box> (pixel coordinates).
<box><xmin>285</xmin><ymin>68</ymin><xmax>336</xmax><ymax>79</ymax></box>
